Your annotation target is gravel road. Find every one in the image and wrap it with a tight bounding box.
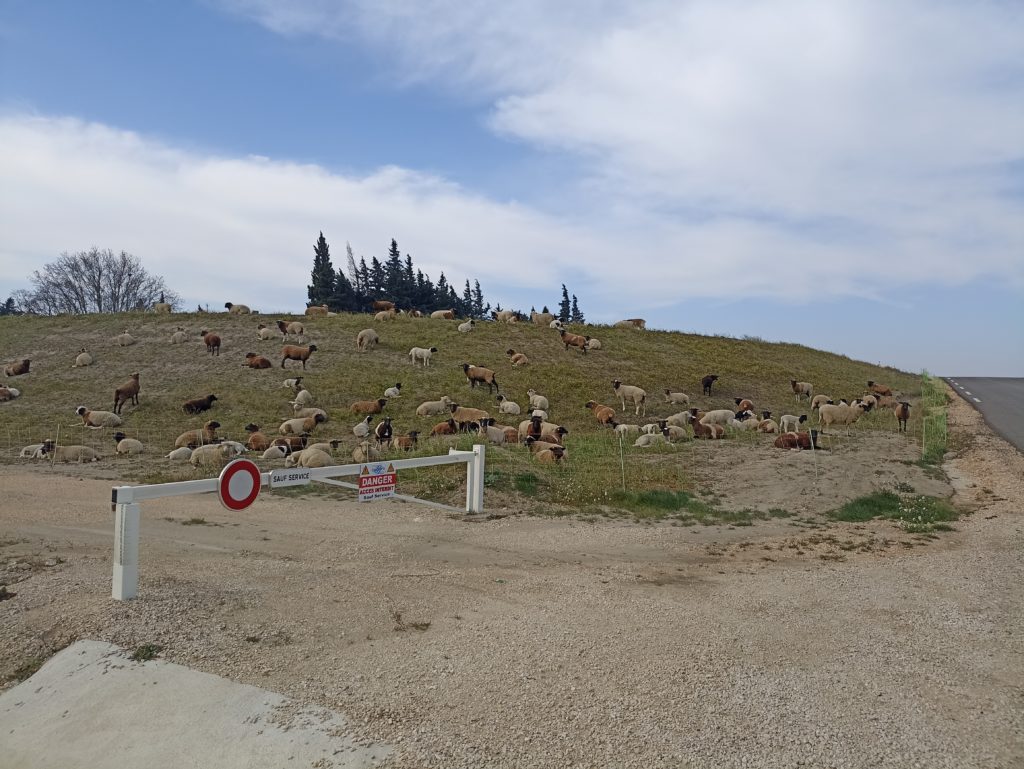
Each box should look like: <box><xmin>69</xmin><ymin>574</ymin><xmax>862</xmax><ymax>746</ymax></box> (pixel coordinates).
<box><xmin>2</xmin><ymin>390</ymin><xmax>1022</xmax><ymax>768</ymax></box>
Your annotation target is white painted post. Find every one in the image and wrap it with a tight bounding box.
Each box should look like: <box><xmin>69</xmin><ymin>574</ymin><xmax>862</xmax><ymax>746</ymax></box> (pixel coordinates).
<box><xmin>112</xmin><ymin>502</ymin><xmax>140</xmax><ymax>600</ymax></box>
<box><xmin>467</xmin><ymin>444</ymin><xmax>485</xmax><ymax>513</ymax></box>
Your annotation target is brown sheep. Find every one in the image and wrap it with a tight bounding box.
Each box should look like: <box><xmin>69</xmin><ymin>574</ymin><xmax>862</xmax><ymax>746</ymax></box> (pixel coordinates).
<box><xmin>431</xmin><ymin>418</ymin><xmax>459</xmax><ymax>436</ymax></box>
<box><xmin>734</xmin><ymin>398</ymin><xmax>755</xmax><ymax>413</ymax></box>
<box><xmin>113</xmin><ymin>373</ymin><xmax>141</xmax><ymax>414</ymax></box>
<box><xmin>701</xmin><ymin>374</ymin><xmax>719</xmax><ymax>396</ymax></box>
<box><xmin>585</xmin><ymin>400</ymin><xmax>616</xmax><ymax>426</ymax></box>
<box><xmin>391</xmin><ymin>431</ymin><xmax>419</xmax><ymax>451</ymax></box>
<box><xmin>244</xmin><ymin>352</ymin><xmax>273</xmax><ymax>369</ymax></box>
<box><xmin>272</xmin><ymin>435</ymin><xmax>308</xmax><ymax>452</ymax></box>
<box><xmin>305</xmin><ymin>304</ymin><xmax>329</xmax><ymax>316</ymax></box>
<box><xmin>244</xmin><ymin>423</ymin><xmax>271</xmax><ymax>451</ymax></box>
<box><xmin>894</xmin><ymin>401</ymin><xmax>911</xmax><ymax>433</ymax></box>
<box><xmin>183</xmin><ymin>394</ymin><xmax>218</xmax><ymax>414</ymax></box>
<box><xmin>449</xmin><ymin>403</ymin><xmax>489</xmax><ymax>429</ymax></box>
<box><xmin>773</xmin><ymin>430</ymin><xmax>821</xmax><ymax>450</ymax></box>
<box><xmin>281</xmin><ymin>344</ymin><xmax>318</xmax><ymax>369</ymax></box>
<box><xmin>174</xmin><ymin>420</ymin><xmax>221</xmax><ymax>449</ymax></box>
<box><xmin>506</xmin><ymin>349</ymin><xmax>529</xmax><ymax>366</ymax></box>
<box><xmin>614</xmin><ymin>318</ymin><xmax>646</xmax><ymax>329</ymax></box>
<box><xmin>791</xmin><ymin>380</ymin><xmax>814</xmax><ymax>401</ymax></box>
<box><xmin>534</xmin><ymin>445</ymin><xmax>566</xmax><ymax>464</ymax></box>
<box><xmin>200</xmin><ymin>330</ymin><xmax>221</xmax><ymax>356</ymax></box>
<box><xmin>371</xmin><ymin>300</ymin><xmax>396</xmax><ymax>312</ymax></box>
<box><xmin>276</xmin><ymin>320</ymin><xmax>305</xmax><ymax>339</ymax></box>
<box><xmin>280</xmin><ymin>413</ymin><xmax>326</xmax><ymax>435</ymax></box>
<box><xmin>4</xmin><ymin>359</ymin><xmax>30</xmax><ymax>377</ymax></box>
<box><xmin>867</xmin><ymin>380</ymin><xmax>893</xmax><ymax>397</ymax></box>
<box><xmin>462</xmin><ymin>363</ymin><xmax>498</xmax><ymax>393</ymax></box>
<box><xmin>349</xmin><ymin>398</ymin><xmax>388</xmax><ymax>415</ymax></box>
<box><xmin>429</xmin><ymin>309</ymin><xmax>455</xmax><ymax>320</ymax></box>
<box><xmin>559</xmin><ymin>329</ymin><xmax>588</xmax><ymax>353</ymax></box>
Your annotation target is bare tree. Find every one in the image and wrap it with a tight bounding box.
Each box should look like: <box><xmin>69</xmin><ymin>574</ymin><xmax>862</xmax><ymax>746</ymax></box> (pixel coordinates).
<box><xmin>14</xmin><ymin>248</ymin><xmax>181</xmax><ymax>315</ymax></box>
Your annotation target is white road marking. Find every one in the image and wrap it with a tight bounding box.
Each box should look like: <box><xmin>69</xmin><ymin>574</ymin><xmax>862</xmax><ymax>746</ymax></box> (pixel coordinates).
<box><xmin>964</xmin><ymin>391</ymin><xmax>971</xmax><ymax>395</ymax></box>
<box><xmin>973</xmin><ymin>397</ymin><xmax>982</xmax><ymax>403</ymax></box>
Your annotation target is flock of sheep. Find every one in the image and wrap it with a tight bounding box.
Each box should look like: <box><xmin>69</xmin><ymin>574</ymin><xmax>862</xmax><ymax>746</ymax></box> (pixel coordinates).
<box><xmin>2</xmin><ymin>301</ymin><xmax>912</xmax><ymax>472</ymax></box>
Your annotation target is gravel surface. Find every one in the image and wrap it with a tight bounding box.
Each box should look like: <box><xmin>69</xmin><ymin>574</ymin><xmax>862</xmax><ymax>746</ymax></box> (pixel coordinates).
<box><xmin>2</xmin><ymin>387</ymin><xmax>1022</xmax><ymax>768</ymax></box>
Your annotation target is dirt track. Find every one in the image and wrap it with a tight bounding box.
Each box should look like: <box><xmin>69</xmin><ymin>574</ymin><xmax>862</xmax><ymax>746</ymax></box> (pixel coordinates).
<box><xmin>1</xmin><ymin>390</ymin><xmax>1022</xmax><ymax>768</ymax></box>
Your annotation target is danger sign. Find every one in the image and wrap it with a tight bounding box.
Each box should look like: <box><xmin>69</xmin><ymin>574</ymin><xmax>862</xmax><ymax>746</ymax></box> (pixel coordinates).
<box><xmin>358</xmin><ymin>462</ymin><xmax>397</xmax><ymax>502</ymax></box>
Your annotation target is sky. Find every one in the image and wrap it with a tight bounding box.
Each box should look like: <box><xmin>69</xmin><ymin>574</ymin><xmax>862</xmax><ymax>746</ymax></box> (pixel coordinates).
<box><xmin>1</xmin><ymin>0</ymin><xmax>1022</xmax><ymax>375</ymax></box>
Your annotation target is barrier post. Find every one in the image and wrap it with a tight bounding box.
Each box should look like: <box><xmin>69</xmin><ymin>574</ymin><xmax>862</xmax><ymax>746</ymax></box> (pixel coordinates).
<box><xmin>112</xmin><ymin>502</ymin><xmax>140</xmax><ymax>600</ymax></box>
<box><xmin>467</xmin><ymin>444</ymin><xmax>485</xmax><ymax>513</ymax></box>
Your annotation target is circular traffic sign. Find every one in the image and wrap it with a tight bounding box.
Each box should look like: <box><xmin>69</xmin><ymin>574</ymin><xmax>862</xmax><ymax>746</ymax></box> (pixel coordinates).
<box><xmin>218</xmin><ymin>458</ymin><xmax>262</xmax><ymax>511</ymax></box>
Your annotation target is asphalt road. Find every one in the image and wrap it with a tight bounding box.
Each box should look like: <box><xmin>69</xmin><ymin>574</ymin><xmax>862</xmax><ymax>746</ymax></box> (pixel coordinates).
<box><xmin>945</xmin><ymin>377</ymin><xmax>1024</xmax><ymax>453</ymax></box>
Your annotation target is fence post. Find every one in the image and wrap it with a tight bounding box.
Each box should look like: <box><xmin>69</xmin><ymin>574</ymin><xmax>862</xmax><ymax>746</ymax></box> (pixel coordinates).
<box><xmin>466</xmin><ymin>444</ymin><xmax>485</xmax><ymax>513</ymax></box>
<box><xmin>112</xmin><ymin>501</ymin><xmax>140</xmax><ymax>600</ymax></box>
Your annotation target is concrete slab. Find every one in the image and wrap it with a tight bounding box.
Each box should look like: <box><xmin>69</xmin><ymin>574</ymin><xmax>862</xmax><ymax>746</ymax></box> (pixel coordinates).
<box><xmin>0</xmin><ymin>640</ymin><xmax>390</xmax><ymax>769</ymax></box>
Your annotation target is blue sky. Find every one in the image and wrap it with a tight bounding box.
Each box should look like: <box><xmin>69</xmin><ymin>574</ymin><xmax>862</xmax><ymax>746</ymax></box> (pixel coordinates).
<box><xmin>2</xmin><ymin>0</ymin><xmax>1022</xmax><ymax>375</ymax></box>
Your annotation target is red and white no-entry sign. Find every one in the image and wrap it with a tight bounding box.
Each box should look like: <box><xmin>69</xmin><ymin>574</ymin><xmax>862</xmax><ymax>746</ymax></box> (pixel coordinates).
<box><xmin>218</xmin><ymin>459</ymin><xmax>262</xmax><ymax>511</ymax></box>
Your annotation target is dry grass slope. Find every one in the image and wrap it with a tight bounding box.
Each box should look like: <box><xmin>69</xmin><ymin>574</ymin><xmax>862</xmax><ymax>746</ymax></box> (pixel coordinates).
<box><xmin>0</xmin><ymin>311</ymin><xmax>923</xmax><ymax>509</ymax></box>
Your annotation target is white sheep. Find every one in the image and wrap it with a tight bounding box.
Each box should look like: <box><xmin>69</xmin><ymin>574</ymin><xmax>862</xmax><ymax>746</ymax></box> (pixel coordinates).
<box><xmin>791</xmin><ymin>380</ymin><xmax>814</xmax><ymax>402</ymax></box>
<box><xmin>76</xmin><ymin>406</ymin><xmax>122</xmax><ymax>429</ymax></box>
<box><xmin>641</xmin><ymin>423</ymin><xmax>661</xmax><ymax>434</ymax></box>
<box><xmin>189</xmin><ymin>443</ymin><xmax>242</xmax><ymax>466</ymax></box>
<box><xmin>384</xmin><ymin>383</ymin><xmax>402</xmax><ymax>399</ymax></box>
<box><xmin>72</xmin><ymin>349</ymin><xmax>94</xmax><ymax>368</ymax></box>
<box><xmin>225</xmin><ymin>302</ymin><xmax>252</xmax><ymax>314</ymax></box>
<box><xmin>457</xmin><ymin>319</ymin><xmax>475</xmax><ymax>333</ymax></box>
<box><xmin>811</xmin><ymin>394</ymin><xmax>833</xmax><ymax>411</ymax></box>
<box><xmin>699</xmin><ymin>409</ymin><xmax>735</xmax><ymax>427</ymax></box>
<box><xmin>527</xmin><ymin>389</ymin><xmax>549</xmax><ymax>412</ymax></box>
<box><xmin>261</xmin><ymin>445</ymin><xmax>288</xmax><ymax>460</ymax></box>
<box><xmin>282</xmin><ymin>377</ymin><xmax>304</xmax><ymax>390</ymax></box>
<box><xmin>779</xmin><ymin>414</ymin><xmax>807</xmax><ymax>433</ymax></box>
<box><xmin>113</xmin><ymin>432</ymin><xmax>144</xmax><ymax>455</ymax></box>
<box><xmin>41</xmin><ymin>442</ymin><xmax>101</xmax><ymax>463</ymax></box>
<box><xmin>416</xmin><ymin>395</ymin><xmax>453</xmax><ymax>416</ymax></box>
<box><xmin>633</xmin><ymin>433</ymin><xmax>668</xmax><ymax>447</ymax></box>
<box><xmin>19</xmin><ymin>443</ymin><xmax>46</xmax><ymax>458</ymax></box>
<box><xmin>292</xmin><ymin>405</ymin><xmax>328</xmax><ymax>421</ymax></box>
<box><xmin>285</xmin><ymin>447</ymin><xmax>334</xmax><ymax>468</ymax></box>
<box><xmin>170</xmin><ymin>327</ymin><xmax>189</xmax><ymax>345</ymax></box>
<box><xmin>665</xmin><ymin>411</ymin><xmax>692</xmax><ymax>428</ymax></box>
<box><xmin>663</xmin><ymin>390</ymin><xmax>690</xmax><ymax>406</ymax></box>
<box><xmin>356</xmin><ymin>328</ymin><xmax>380</xmax><ymax>352</ymax></box>
<box><xmin>819</xmin><ymin>402</ymin><xmax>867</xmax><ymax>434</ymax></box>
<box><xmin>352</xmin><ymin>441</ymin><xmax>381</xmax><ymax>463</ymax></box>
<box><xmin>256</xmin><ymin>324</ymin><xmax>277</xmax><ymax>341</ymax></box>
<box><xmin>410</xmin><ymin>346</ymin><xmax>438</xmax><ymax>367</ymax></box>
<box><xmin>612</xmin><ymin>379</ymin><xmax>646</xmax><ymax>416</ymax></box>
<box><xmin>496</xmin><ymin>394</ymin><xmax>521</xmax><ymax>415</ymax></box>
<box><xmin>549</xmin><ymin>319</ymin><xmax>564</xmax><ymax>330</ymax></box>
<box><xmin>166</xmin><ymin>446</ymin><xmax>194</xmax><ymax>461</ymax></box>
<box><xmin>0</xmin><ymin>385</ymin><xmax>22</xmax><ymax>402</ymax></box>
<box><xmin>583</xmin><ymin>336</ymin><xmax>601</xmax><ymax>351</ymax></box>
<box><xmin>292</xmin><ymin>388</ymin><xmax>314</xmax><ymax>406</ymax></box>
<box><xmin>353</xmin><ymin>415</ymin><xmax>374</xmax><ymax>438</ymax></box>
<box><xmin>115</xmin><ymin>330</ymin><xmax>136</xmax><ymax>346</ymax></box>
<box><xmin>662</xmin><ymin>425</ymin><xmax>689</xmax><ymax>442</ymax></box>
<box><xmin>614</xmin><ymin>423</ymin><xmax>641</xmax><ymax>435</ymax></box>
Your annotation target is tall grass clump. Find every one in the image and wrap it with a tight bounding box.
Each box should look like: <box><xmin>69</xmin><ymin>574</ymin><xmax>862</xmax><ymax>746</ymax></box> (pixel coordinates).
<box><xmin>920</xmin><ymin>371</ymin><xmax>948</xmax><ymax>464</ymax></box>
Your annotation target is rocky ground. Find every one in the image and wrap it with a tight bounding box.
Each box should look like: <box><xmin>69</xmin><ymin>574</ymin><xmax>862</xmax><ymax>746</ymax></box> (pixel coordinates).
<box><xmin>1</xmin><ymin>389</ymin><xmax>1022</xmax><ymax>768</ymax></box>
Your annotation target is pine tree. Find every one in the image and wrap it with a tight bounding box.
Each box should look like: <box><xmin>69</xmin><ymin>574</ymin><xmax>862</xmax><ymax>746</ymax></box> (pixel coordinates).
<box><xmin>369</xmin><ymin>257</ymin><xmax>385</xmax><ymax>295</ymax></box>
<box><xmin>472</xmin><ymin>280</ymin><xmax>486</xmax><ymax>318</ymax></box>
<box><xmin>461</xmin><ymin>280</ymin><xmax>473</xmax><ymax>317</ymax></box>
<box><xmin>570</xmin><ymin>294</ymin><xmax>584</xmax><ymax>324</ymax></box>
<box><xmin>357</xmin><ymin>258</ymin><xmax>370</xmax><ymax>296</ymax></box>
<box><xmin>435</xmin><ymin>273</ymin><xmax>450</xmax><ymax>310</ymax></box>
<box><xmin>345</xmin><ymin>243</ymin><xmax>360</xmax><ymax>292</ymax></box>
<box><xmin>558</xmin><ymin>284</ymin><xmax>571</xmax><ymax>323</ymax></box>
<box><xmin>384</xmin><ymin>239</ymin><xmax>403</xmax><ymax>300</ymax></box>
<box><xmin>307</xmin><ymin>232</ymin><xmax>336</xmax><ymax>306</ymax></box>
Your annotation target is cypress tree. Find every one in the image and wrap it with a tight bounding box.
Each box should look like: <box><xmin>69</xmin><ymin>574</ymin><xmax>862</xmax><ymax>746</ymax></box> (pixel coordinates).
<box><xmin>570</xmin><ymin>294</ymin><xmax>585</xmax><ymax>324</ymax></box>
<box><xmin>307</xmin><ymin>231</ymin><xmax>336</xmax><ymax>306</ymax></box>
<box><xmin>558</xmin><ymin>284</ymin><xmax>571</xmax><ymax>323</ymax></box>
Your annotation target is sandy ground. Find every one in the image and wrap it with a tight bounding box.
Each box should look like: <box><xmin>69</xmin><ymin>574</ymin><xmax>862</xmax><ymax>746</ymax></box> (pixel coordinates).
<box><xmin>1</xmin><ymin>390</ymin><xmax>1022</xmax><ymax>768</ymax></box>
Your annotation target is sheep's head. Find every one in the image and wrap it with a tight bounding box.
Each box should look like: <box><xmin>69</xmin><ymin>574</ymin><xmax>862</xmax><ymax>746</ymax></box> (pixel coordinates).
<box><xmin>244</xmin><ymin>423</ymin><xmax>260</xmax><ymax>433</ymax></box>
<box><xmin>75</xmin><ymin>406</ymin><xmax>88</xmax><ymax>416</ymax></box>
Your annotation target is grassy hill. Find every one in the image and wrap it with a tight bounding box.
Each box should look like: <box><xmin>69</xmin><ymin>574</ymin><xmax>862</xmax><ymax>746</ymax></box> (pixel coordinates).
<box><xmin>0</xmin><ymin>311</ymin><xmax>923</xmax><ymax>511</ymax></box>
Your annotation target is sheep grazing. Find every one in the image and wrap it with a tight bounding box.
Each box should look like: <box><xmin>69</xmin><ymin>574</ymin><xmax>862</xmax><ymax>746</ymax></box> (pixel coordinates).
<box><xmin>559</xmin><ymin>329</ymin><xmax>588</xmax><ymax>353</ymax></box>
<box><xmin>791</xmin><ymin>380</ymin><xmax>814</xmax><ymax>402</ymax></box>
<box><xmin>506</xmin><ymin>349</ymin><xmax>529</xmax><ymax>367</ymax></box>
<box><xmin>779</xmin><ymin>414</ymin><xmax>807</xmax><ymax>433</ymax></box>
<box><xmin>281</xmin><ymin>344</ymin><xmax>318</xmax><ymax>369</ymax></box>
<box><xmin>112</xmin><ymin>432</ymin><xmax>144</xmax><ymax>455</ymax></box>
<box><xmin>530</xmin><ymin>311</ymin><xmax>555</xmax><ymax>326</ymax></box>
<box><xmin>111</xmin><ymin>372</ymin><xmax>141</xmax><ymax>414</ymax></box>
<box><xmin>4</xmin><ymin>359</ymin><xmax>30</xmax><ymax>377</ymax></box>
<box><xmin>352</xmin><ymin>441</ymin><xmax>381</xmax><ymax>463</ymax></box>
<box><xmin>701</xmin><ymin>374</ymin><xmax>719</xmax><ymax>396</ymax></box>
<box><xmin>183</xmin><ymin>394</ymin><xmax>218</xmax><ymax>414</ymax></box>
<box><xmin>877</xmin><ymin>394</ymin><xmax>897</xmax><ymax>410</ymax></box>
<box><xmin>373</xmin><ymin>310</ymin><xmax>396</xmax><ymax>322</ymax></box>
<box><xmin>583</xmin><ymin>336</ymin><xmax>602</xmax><ymax>351</ymax></box>
<box><xmin>664</xmin><ymin>390</ymin><xmax>690</xmax><ymax>406</ymax></box>
<box><xmin>200</xmin><ymin>330</ymin><xmax>221</xmax><ymax>356</ymax></box>
<box><xmin>431</xmin><ymin>418</ymin><xmax>459</xmax><ymax>436</ymax></box>
<box><xmin>614</xmin><ymin>318</ymin><xmax>646</xmax><ymax>329</ymax></box>
<box><xmin>244</xmin><ymin>352</ymin><xmax>273</xmax><ymax>369</ymax></box>
<box><xmin>72</xmin><ymin>349</ymin><xmax>93</xmax><ymax>368</ymax></box>
<box><xmin>867</xmin><ymin>380</ymin><xmax>893</xmax><ymax>397</ymax></box>
<box><xmin>818</xmin><ymin>401</ymin><xmax>867</xmax><ymax>434</ymax></box>
<box><xmin>774</xmin><ymin>430</ymin><xmax>822</xmax><ymax>450</ymax></box>
<box><xmin>858</xmin><ymin>393</ymin><xmax>878</xmax><ymax>412</ymax></box>
<box><xmin>257</xmin><ymin>323</ymin><xmax>276</xmax><ymax>341</ymax></box>
<box><xmin>492</xmin><ymin>309</ymin><xmax>517</xmax><ymax>323</ymax></box>
<box><xmin>225</xmin><ymin>302</ymin><xmax>251</xmax><ymax>314</ymax></box>
<box><xmin>305</xmin><ymin>304</ymin><xmax>329</xmax><ymax>316</ymax></box>
<box><xmin>734</xmin><ymin>398</ymin><xmax>755</xmax><ymax>413</ymax></box>
<box><xmin>280</xmin><ymin>413</ymin><xmax>327</xmax><ymax>435</ymax></box>
<box><xmin>457</xmin><ymin>319</ymin><xmax>475</xmax><ymax>333</ymax></box>
<box><xmin>292</xmin><ymin>388</ymin><xmax>314</xmax><ymax>406</ymax></box>
<box><xmin>153</xmin><ymin>293</ymin><xmax>172</xmax><ymax>313</ymax></box>
<box><xmin>429</xmin><ymin>309</ymin><xmax>455</xmax><ymax>320</ymax></box>
<box><xmin>392</xmin><ymin>431</ymin><xmax>419</xmax><ymax>451</ymax></box>
<box><xmin>894</xmin><ymin>401</ymin><xmax>911</xmax><ymax>433</ymax></box>
<box><xmin>274</xmin><ymin>320</ymin><xmax>304</xmax><ymax>340</ymax></box>
<box><xmin>244</xmin><ymin>424</ymin><xmax>271</xmax><ymax>451</ymax></box>
<box><xmin>416</xmin><ymin>396</ymin><xmax>453</xmax><ymax>416</ymax></box>
<box><xmin>115</xmin><ymin>331</ymin><xmax>136</xmax><ymax>347</ymax></box>
<box><xmin>373</xmin><ymin>417</ymin><xmax>393</xmax><ymax>447</ymax></box>
<box><xmin>40</xmin><ymin>440</ymin><xmax>101</xmax><ymax>463</ymax></box>
<box><xmin>371</xmin><ymin>300</ymin><xmax>396</xmax><ymax>313</ymax></box>
<box><xmin>350</xmin><ymin>398</ymin><xmax>388</xmax><ymax>415</ymax></box>
<box><xmin>462</xmin><ymin>363</ymin><xmax>498</xmax><ymax>393</ymax></box>
<box><xmin>612</xmin><ymin>380</ymin><xmax>647</xmax><ymax>416</ymax></box>
<box><xmin>174</xmin><ymin>420</ymin><xmax>221</xmax><ymax>449</ymax></box>
<box><xmin>356</xmin><ymin>328</ymin><xmax>380</xmax><ymax>352</ymax></box>
<box><xmin>496</xmin><ymin>394</ymin><xmax>521</xmax><ymax>415</ymax></box>
<box><xmin>410</xmin><ymin>346</ymin><xmax>438</xmax><ymax>366</ymax></box>
<box><xmin>76</xmin><ymin>406</ymin><xmax>123</xmax><ymax>429</ymax></box>
<box><xmin>449</xmin><ymin>403</ymin><xmax>489</xmax><ymax>430</ymax></box>
<box><xmin>585</xmin><ymin>400</ymin><xmax>616</xmax><ymax>426</ymax></box>
<box><xmin>170</xmin><ymin>327</ymin><xmax>189</xmax><ymax>344</ymax></box>
<box><xmin>811</xmin><ymin>394</ymin><xmax>833</xmax><ymax>411</ymax></box>
<box><xmin>527</xmin><ymin>389</ymin><xmax>549</xmax><ymax>412</ymax></box>
<box><xmin>167</xmin><ymin>446</ymin><xmax>194</xmax><ymax>461</ymax></box>
<box><xmin>384</xmin><ymin>383</ymin><xmax>402</xmax><ymax>399</ymax></box>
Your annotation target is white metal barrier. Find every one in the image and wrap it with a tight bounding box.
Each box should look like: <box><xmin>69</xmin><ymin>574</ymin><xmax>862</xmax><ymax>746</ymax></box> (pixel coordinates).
<box><xmin>110</xmin><ymin>446</ymin><xmax>485</xmax><ymax>601</ymax></box>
